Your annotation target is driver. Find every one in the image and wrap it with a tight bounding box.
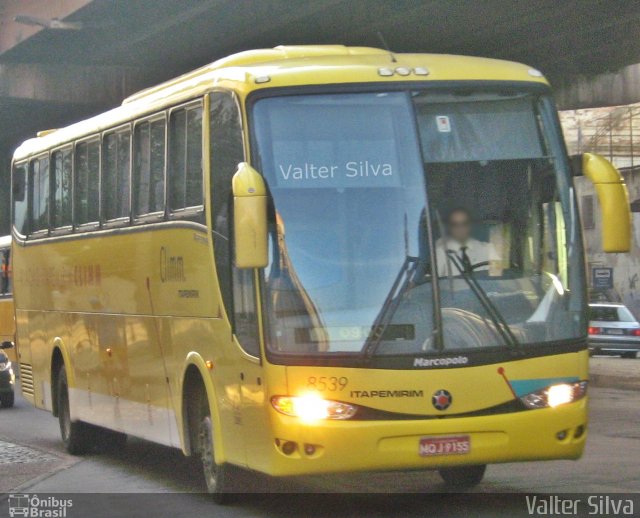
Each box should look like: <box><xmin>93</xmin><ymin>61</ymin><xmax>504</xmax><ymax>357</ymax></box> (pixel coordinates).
<box><xmin>435</xmin><ymin>208</ymin><xmax>497</xmax><ymax>277</ymax></box>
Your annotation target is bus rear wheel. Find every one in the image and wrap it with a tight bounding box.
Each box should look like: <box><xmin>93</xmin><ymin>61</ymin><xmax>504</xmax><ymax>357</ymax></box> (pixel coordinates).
<box><xmin>198</xmin><ymin>413</ymin><xmax>237</xmax><ymax>503</ymax></box>
<box><xmin>56</xmin><ymin>366</ymin><xmax>92</xmax><ymax>455</ymax></box>
<box><xmin>438</xmin><ymin>464</ymin><xmax>486</xmax><ymax>488</ymax></box>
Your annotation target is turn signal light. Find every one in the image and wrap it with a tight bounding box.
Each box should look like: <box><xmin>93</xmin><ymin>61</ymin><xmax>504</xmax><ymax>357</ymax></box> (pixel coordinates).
<box><xmin>588</xmin><ymin>326</ymin><xmax>601</xmax><ymax>335</ymax></box>
<box><xmin>630</xmin><ymin>329</ymin><xmax>640</xmax><ymax>337</ymax></box>
<box><xmin>271</xmin><ymin>394</ymin><xmax>357</xmax><ymax>422</ymax></box>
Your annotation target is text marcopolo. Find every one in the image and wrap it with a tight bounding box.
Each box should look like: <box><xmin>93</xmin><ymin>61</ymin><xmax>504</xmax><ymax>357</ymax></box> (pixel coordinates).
<box><xmin>413</xmin><ymin>356</ymin><xmax>469</xmax><ymax>368</ymax></box>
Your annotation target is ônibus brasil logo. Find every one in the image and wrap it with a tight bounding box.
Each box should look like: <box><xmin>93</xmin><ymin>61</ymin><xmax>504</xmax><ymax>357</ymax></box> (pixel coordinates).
<box><xmin>8</xmin><ymin>494</ymin><xmax>73</xmax><ymax>518</ymax></box>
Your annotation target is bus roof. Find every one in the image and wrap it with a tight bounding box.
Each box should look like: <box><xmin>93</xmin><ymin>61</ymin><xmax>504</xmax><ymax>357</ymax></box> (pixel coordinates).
<box><xmin>13</xmin><ymin>45</ymin><xmax>548</xmax><ymax>161</ymax></box>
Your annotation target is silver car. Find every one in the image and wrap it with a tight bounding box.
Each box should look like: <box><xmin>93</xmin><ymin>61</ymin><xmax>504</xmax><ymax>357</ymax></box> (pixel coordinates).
<box><xmin>588</xmin><ymin>303</ymin><xmax>640</xmax><ymax>359</ymax></box>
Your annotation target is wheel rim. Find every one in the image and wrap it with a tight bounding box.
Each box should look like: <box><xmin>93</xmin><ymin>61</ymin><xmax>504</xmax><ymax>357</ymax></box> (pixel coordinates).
<box><xmin>199</xmin><ymin>416</ymin><xmax>217</xmax><ymax>492</ymax></box>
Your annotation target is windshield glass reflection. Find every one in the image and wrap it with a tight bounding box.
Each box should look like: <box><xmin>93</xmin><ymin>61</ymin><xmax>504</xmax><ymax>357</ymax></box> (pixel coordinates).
<box><xmin>252</xmin><ymin>89</ymin><xmax>585</xmax><ymax>358</ymax></box>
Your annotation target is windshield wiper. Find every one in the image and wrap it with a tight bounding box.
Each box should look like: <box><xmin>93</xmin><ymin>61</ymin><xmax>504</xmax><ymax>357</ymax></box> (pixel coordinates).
<box><xmin>362</xmin><ymin>247</ymin><xmax>519</xmax><ymax>358</ymax></box>
<box><xmin>363</xmin><ymin>256</ymin><xmax>419</xmax><ymax>358</ymax></box>
<box><xmin>445</xmin><ymin>251</ymin><xmax>520</xmax><ymax>347</ymax></box>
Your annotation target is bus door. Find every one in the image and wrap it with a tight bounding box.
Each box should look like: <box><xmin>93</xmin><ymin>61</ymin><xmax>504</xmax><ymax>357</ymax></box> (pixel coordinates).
<box><xmin>231</xmin><ymin>270</ymin><xmax>265</xmax><ymax>465</ymax></box>
<box><xmin>210</xmin><ymin>90</ymin><xmax>267</xmax><ymax>464</ymax></box>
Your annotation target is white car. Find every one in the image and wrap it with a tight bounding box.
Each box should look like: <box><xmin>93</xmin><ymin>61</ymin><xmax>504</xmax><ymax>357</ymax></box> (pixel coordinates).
<box><xmin>588</xmin><ymin>303</ymin><xmax>640</xmax><ymax>359</ymax></box>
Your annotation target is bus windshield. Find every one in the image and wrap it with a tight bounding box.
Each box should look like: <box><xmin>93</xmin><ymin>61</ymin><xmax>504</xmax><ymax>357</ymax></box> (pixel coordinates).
<box><xmin>252</xmin><ymin>88</ymin><xmax>585</xmax><ymax>359</ymax></box>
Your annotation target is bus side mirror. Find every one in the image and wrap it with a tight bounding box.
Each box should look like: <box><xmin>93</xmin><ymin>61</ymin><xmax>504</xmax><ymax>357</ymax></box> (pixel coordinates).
<box><xmin>0</xmin><ymin>341</ymin><xmax>14</xmax><ymax>349</ymax></box>
<box><xmin>581</xmin><ymin>153</ymin><xmax>632</xmax><ymax>253</ymax></box>
<box><xmin>232</xmin><ymin>163</ymin><xmax>268</xmax><ymax>268</ymax></box>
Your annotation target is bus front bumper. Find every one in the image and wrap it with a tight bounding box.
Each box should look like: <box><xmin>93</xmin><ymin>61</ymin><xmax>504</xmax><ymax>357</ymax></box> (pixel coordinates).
<box><xmin>263</xmin><ymin>398</ymin><xmax>587</xmax><ymax>476</ymax></box>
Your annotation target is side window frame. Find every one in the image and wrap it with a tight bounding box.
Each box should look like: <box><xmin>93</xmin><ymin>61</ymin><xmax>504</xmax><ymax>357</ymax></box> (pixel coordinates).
<box><xmin>168</xmin><ymin>98</ymin><xmax>205</xmax><ymax>222</ymax></box>
<box><xmin>29</xmin><ymin>152</ymin><xmax>51</xmax><ymax>238</ymax></box>
<box><xmin>50</xmin><ymin>144</ymin><xmax>74</xmax><ymax>236</ymax></box>
<box><xmin>102</xmin><ymin>123</ymin><xmax>132</xmax><ymax>228</ymax></box>
<box><xmin>11</xmin><ymin>160</ymin><xmax>29</xmax><ymax>238</ymax></box>
<box><xmin>133</xmin><ymin>113</ymin><xmax>167</xmax><ymax>224</ymax></box>
<box><xmin>74</xmin><ymin>135</ymin><xmax>101</xmax><ymax>232</ymax></box>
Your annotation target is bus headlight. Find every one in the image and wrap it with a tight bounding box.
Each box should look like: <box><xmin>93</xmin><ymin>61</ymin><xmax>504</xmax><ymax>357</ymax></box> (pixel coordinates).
<box><xmin>271</xmin><ymin>394</ymin><xmax>357</xmax><ymax>421</ymax></box>
<box><xmin>520</xmin><ymin>381</ymin><xmax>588</xmax><ymax>409</ymax></box>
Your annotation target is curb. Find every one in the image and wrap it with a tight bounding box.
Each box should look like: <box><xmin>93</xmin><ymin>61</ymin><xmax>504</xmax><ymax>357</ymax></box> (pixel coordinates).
<box><xmin>590</xmin><ymin>373</ymin><xmax>640</xmax><ymax>392</ymax></box>
<box><xmin>0</xmin><ymin>435</ymin><xmax>80</xmax><ymax>498</ymax></box>
<box><xmin>7</xmin><ymin>461</ymin><xmax>77</xmax><ymax>494</ymax></box>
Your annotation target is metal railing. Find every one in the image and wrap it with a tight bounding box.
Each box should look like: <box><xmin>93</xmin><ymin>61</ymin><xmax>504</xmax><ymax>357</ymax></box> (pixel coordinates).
<box><xmin>561</xmin><ymin>105</ymin><xmax>640</xmax><ymax>170</ymax></box>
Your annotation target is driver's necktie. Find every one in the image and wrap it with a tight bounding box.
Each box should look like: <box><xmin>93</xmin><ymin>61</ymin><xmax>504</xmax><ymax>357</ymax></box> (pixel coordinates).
<box><xmin>460</xmin><ymin>246</ymin><xmax>472</xmax><ymax>273</ymax></box>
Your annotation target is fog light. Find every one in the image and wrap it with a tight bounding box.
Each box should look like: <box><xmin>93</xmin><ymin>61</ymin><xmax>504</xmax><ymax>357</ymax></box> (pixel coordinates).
<box><xmin>304</xmin><ymin>444</ymin><xmax>316</xmax><ymax>456</ymax></box>
<box><xmin>556</xmin><ymin>430</ymin><xmax>568</xmax><ymax>441</ymax></box>
<box><xmin>574</xmin><ymin>425</ymin><xmax>585</xmax><ymax>439</ymax></box>
<box><xmin>281</xmin><ymin>441</ymin><xmax>297</xmax><ymax>455</ymax></box>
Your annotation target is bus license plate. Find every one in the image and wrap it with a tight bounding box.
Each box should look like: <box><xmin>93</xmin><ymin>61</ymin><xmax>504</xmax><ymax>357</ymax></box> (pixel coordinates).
<box><xmin>419</xmin><ymin>435</ymin><xmax>470</xmax><ymax>457</ymax></box>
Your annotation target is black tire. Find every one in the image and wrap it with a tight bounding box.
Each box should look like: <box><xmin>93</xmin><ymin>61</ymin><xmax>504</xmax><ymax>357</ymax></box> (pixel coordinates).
<box><xmin>57</xmin><ymin>365</ymin><xmax>93</xmax><ymax>455</ymax></box>
<box><xmin>197</xmin><ymin>399</ymin><xmax>239</xmax><ymax>503</ymax></box>
<box><xmin>0</xmin><ymin>391</ymin><xmax>14</xmax><ymax>408</ymax></box>
<box><xmin>439</xmin><ymin>464</ymin><xmax>487</xmax><ymax>488</ymax></box>
<box><xmin>621</xmin><ymin>352</ymin><xmax>637</xmax><ymax>359</ymax></box>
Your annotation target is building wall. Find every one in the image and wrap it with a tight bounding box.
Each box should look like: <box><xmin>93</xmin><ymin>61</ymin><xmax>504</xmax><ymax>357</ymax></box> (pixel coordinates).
<box><xmin>574</xmin><ymin>168</ymin><xmax>640</xmax><ymax>317</ymax></box>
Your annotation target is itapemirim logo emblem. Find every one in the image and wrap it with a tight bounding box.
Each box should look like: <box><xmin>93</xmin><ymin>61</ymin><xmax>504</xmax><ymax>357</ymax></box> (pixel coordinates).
<box><xmin>432</xmin><ymin>389</ymin><xmax>453</xmax><ymax>411</ymax></box>
<box><xmin>8</xmin><ymin>494</ymin><xmax>73</xmax><ymax>517</ymax></box>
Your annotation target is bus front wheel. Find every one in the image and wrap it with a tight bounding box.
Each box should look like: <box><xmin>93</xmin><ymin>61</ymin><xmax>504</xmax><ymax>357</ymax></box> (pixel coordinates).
<box><xmin>438</xmin><ymin>464</ymin><xmax>486</xmax><ymax>488</ymax></box>
<box><xmin>56</xmin><ymin>366</ymin><xmax>92</xmax><ymax>455</ymax></box>
<box><xmin>198</xmin><ymin>412</ymin><xmax>239</xmax><ymax>503</ymax></box>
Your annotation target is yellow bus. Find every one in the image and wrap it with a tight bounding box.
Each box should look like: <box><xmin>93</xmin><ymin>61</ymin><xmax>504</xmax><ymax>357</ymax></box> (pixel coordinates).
<box><xmin>0</xmin><ymin>235</ymin><xmax>16</xmax><ymax>362</ymax></box>
<box><xmin>11</xmin><ymin>45</ymin><xmax>631</xmax><ymax>499</ymax></box>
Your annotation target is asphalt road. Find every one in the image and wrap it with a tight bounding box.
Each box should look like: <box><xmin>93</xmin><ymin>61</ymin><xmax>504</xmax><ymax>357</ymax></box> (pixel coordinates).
<box><xmin>0</xmin><ymin>373</ymin><xmax>639</xmax><ymax>518</ymax></box>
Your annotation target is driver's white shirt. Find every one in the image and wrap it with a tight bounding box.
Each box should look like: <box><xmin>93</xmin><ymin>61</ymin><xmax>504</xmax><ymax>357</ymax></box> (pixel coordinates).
<box><xmin>435</xmin><ymin>237</ymin><xmax>497</xmax><ymax>277</ymax></box>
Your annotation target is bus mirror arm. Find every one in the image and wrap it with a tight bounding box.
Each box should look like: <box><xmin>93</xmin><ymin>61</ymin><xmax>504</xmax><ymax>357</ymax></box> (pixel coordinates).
<box><xmin>232</xmin><ymin>163</ymin><xmax>269</xmax><ymax>268</ymax></box>
<box><xmin>580</xmin><ymin>153</ymin><xmax>632</xmax><ymax>253</ymax></box>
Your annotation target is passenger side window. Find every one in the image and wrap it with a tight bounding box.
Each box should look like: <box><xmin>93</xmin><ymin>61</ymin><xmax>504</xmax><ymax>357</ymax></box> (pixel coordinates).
<box><xmin>134</xmin><ymin>118</ymin><xmax>166</xmax><ymax>216</ymax></box>
<box><xmin>30</xmin><ymin>155</ymin><xmax>50</xmax><ymax>233</ymax></box>
<box><xmin>169</xmin><ymin>104</ymin><xmax>203</xmax><ymax>214</ymax></box>
<box><xmin>75</xmin><ymin>140</ymin><xmax>100</xmax><ymax>225</ymax></box>
<box><xmin>210</xmin><ymin>91</ymin><xmax>259</xmax><ymax>357</ymax></box>
<box><xmin>51</xmin><ymin>148</ymin><xmax>73</xmax><ymax>229</ymax></box>
<box><xmin>103</xmin><ymin>129</ymin><xmax>131</xmax><ymax>222</ymax></box>
<box><xmin>1</xmin><ymin>249</ymin><xmax>11</xmax><ymax>296</ymax></box>
<box><xmin>12</xmin><ymin>163</ymin><xmax>29</xmax><ymax>236</ymax></box>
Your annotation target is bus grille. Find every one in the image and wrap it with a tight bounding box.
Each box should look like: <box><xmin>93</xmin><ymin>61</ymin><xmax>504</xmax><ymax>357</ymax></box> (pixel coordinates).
<box><xmin>20</xmin><ymin>363</ymin><xmax>34</xmax><ymax>397</ymax></box>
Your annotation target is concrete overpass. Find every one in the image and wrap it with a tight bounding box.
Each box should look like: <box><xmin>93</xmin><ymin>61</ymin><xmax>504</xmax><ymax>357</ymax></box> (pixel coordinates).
<box><xmin>1</xmin><ymin>0</ymin><xmax>639</xmax><ymax>230</ymax></box>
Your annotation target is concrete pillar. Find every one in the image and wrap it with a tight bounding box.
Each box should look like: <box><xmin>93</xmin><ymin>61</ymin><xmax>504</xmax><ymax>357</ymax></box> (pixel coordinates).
<box><xmin>554</xmin><ymin>63</ymin><xmax>640</xmax><ymax>110</ymax></box>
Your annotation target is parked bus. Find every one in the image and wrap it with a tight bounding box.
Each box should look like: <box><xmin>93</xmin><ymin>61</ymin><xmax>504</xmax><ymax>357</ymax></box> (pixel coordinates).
<box><xmin>0</xmin><ymin>236</ymin><xmax>16</xmax><ymax>362</ymax></box>
<box><xmin>11</xmin><ymin>46</ymin><xmax>631</xmax><ymax>499</ymax></box>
